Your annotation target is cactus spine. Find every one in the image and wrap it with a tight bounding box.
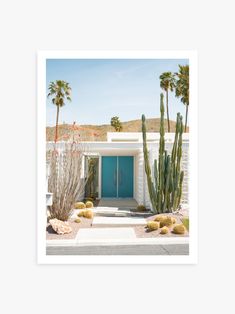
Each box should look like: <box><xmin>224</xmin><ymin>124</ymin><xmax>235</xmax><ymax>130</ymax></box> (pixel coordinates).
<box><xmin>142</xmin><ymin>93</ymin><xmax>184</xmax><ymax>214</ymax></box>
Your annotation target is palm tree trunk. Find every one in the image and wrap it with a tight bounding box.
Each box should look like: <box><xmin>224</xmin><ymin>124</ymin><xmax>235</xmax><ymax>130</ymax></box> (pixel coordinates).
<box><xmin>166</xmin><ymin>90</ymin><xmax>170</xmax><ymax>132</ymax></box>
<box><xmin>55</xmin><ymin>105</ymin><xmax>60</xmax><ymax>143</ymax></box>
<box><xmin>185</xmin><ymin>104</ymin><xmax>188</xmax><ymax>132</ymax></box>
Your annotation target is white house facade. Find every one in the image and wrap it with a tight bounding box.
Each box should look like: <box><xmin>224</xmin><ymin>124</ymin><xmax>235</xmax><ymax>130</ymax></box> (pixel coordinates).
<box><xmin>46</xmin><ymin>132</ymin><xmax>189</xmax><ymax>209</ymax></box>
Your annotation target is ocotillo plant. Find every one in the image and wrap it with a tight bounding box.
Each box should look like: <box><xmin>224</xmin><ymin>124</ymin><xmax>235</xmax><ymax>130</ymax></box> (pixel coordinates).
<box><xmin>142</xmin><ymin>93</ymin><xmax>184</xmax><ymax>214</ymax></box>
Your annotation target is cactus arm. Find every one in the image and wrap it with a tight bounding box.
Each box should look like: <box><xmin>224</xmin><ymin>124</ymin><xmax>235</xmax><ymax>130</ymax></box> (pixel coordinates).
<box><xmin>177</xmin><ymin>171</ymin><xmax>184</xmax><ymax>208</ymax></box>
<box><xmin>157</xmin><ymin>93</ymin><xmax>165</xmax><ymax>213</ymax></box>
<box><xmin>154</xmin><ymin>159</ymin><xmax>158</xmax><ymax>191</ymax></box>
<box><xmin>142</xmin><ymin>114</ymin><xmax>157</xmax><ymax>212</ymax></box>
<box><xmin>163</xmin><ymin>155</ymin><xmax>171</xmax><ymax>213</ymax></box>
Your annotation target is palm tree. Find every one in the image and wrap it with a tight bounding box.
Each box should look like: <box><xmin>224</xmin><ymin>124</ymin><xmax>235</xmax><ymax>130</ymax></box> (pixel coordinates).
<box><xmin>159</xmin><ymin>72</ymin><xmax>175</xmax><ymax>132</ymax></box>
<box><xmin>48</xmin><ymin>80</ymin><xmax>72</xmax><ymax>143</ymax></box>
<box><xmin>175</xmin><ymin>65</ymin><xmax>189</xmax><ymax>132</ymax></box>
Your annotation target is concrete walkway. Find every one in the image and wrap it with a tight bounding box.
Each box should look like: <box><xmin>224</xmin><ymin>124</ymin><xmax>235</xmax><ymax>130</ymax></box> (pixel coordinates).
<box><xmin>92</xmin><ymin>216</ymin><xmax>146</xmax><ymax>226</ymax></box>
<box><xmin>76</xmin><ymin>227</ymin><xmax>136</xmax><ymax>241</ymax></box>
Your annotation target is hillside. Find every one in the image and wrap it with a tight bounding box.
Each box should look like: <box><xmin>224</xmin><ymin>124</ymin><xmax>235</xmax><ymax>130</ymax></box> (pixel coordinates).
<box><xmin>46</xmin><ymin>118</ymin><xmax>189</xmax><ymax>142</ymax></box>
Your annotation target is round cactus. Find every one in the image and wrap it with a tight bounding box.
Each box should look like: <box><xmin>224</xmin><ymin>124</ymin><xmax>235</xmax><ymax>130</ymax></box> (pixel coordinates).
<box><xmin>146</xmin><ymin>221</ymin><xmax>159</xmax><ymax>231</ymax></box>
<box><xmin>172</xmin><ymin>224</ymin><xmax>186</xmax><ymax>234</ymax></box>
<box><xmin>77</xmin><ymin>210</ymin><xmax>85</xmax><ymax>217</ymax></box>
<box><xmin>74</xmin><ymin>218</ymin><xmax>81</xmax><ymax>223</ymax></box>
<box><xmin>160</xmin><ymin>226</ymin><xmax>169</xmax><ymax>234</ymax></box>
<box><xmin>85</xmin><ymin>197</ymin><xmax>94</xmax><ymax>202</ymax></box>
<box><xmin>74</xmin><ymin>202</ymin><xmax>86</xmax><ymax>209</ymax></box>
<box><xmin>160</xmin><ymin>216</ymin><xmax>173</xmax><ymax>227</ymax></box>
<box><xmin>86</xmin><ymin>201</ymin><xmax>93</xmax><ymax>208</ymax></box>
<box><xmin>137</xmin><ymin>204</ymin><xmax>147</xmax><ymax>211</ymax></box>
<box><xmin>84</xmin><ymin>210</ymin><xmax>93</xmax><ymax>219</ymax></box>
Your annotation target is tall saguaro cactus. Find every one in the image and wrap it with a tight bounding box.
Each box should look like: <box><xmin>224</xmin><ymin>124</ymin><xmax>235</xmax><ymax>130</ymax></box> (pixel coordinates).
<box><xmin>142</xmin><ymin>93</ymin><xmax>184</xmax><ymax>214</ymax></box>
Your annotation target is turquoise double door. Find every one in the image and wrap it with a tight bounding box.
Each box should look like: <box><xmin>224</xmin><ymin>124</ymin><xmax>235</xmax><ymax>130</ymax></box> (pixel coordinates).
<box><xmin>101</xmin><ymin>156</ymin><xmax>133</xmax><ymax>198</ymax></box>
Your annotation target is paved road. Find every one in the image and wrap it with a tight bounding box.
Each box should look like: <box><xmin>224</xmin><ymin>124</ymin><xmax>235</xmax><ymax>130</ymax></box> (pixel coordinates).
<box><xmin>46</xmin><ymin>244</ymin><xmax>189</xmax><ymax>255</ymax></box>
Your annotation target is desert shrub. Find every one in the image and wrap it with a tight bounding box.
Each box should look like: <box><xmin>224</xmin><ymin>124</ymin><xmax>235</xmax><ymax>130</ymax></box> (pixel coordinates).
<box><xmin>74</xmin><ymin>218</ymin><xmax>81</xmax><ymax>223</ymax></box>
<box><xmin>181</xmin><ymin>217</ymin><xmax>189</xmax><ymax>231</ymax></box>
<box><xmin>86</xmin><ymin>201</ymin><xmax>93</xmax><ymax>208</ymax></box>
<box><xmin>172</xmin><ymin>224</ymin><xmax>186</xmax><ymax>234</ymax></box>
<box><xmin>160</xmin><ymin>216</ymin><xmax>174</xmax><ymax>227</ymax></box>
<box><xmin>146</xmin><ymin>221</ymin><xmax>159</xmax><ymax>231</ymax></box>
<box><xmin>74</xmin><ymin>202</ymin><xmax>86</xmax><ymax>209</ymax></box>
<box><xmin>47</xmin><ymin>142</ymin><xmax>86</xmax><ymax>221</ymax></box>
<box><xmin>137</xmin><ymin>204</ymin><xmax>147</xmax><ymax>211</ymax></box>
<box><xmin>160</xmin><ymin>226</ymin><xmax>169</xmax><ymax>234</ymax></box>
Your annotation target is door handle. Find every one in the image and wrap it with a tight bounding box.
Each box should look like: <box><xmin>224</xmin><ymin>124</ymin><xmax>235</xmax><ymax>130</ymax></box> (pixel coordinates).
<box><xmin>119</xmin><ymin>170</ymin><xmax>122</xmax><ymax>186</ymax></box>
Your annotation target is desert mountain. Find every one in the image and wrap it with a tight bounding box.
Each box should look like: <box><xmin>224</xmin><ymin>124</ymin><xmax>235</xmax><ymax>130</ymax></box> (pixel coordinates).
<box><xmin>46</xmin><ymin>118</ymin><xmax>189</xmax><ymax>142</ymax></box>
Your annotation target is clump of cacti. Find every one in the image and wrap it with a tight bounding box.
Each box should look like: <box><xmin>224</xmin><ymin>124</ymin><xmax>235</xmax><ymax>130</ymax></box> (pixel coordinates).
<box><xmin>160</xmin><ymin>226</ymin><xmax>169</xmax><ymax>234</ymax></box>
<box><xmin>172</xmin><ymin>224</ymin><xmax>186</xmax><ymax>234</ymax></box>
<box><xmin>154</xmin><ymin>215</ymin><xmax>167</xmax><ymax>222</ymax></box>
<box><xmin>137</xmin><ymin>204</ymin><xmax>147</xmax><ymax>211</ymax></box>
<box><xmin>142</xmin><ymin>93</ymin><xmax>184</xmax><ymax>214</ymax></box>
<box><xmin>77</xmin><ymin>209</ymin><xmax>93</xmax><ymax>219</ymax></box>
<box><xmin>146</xmin><ymin>221</ymin><xmax>159</xmax><ymax>231</ymax></box>
<box><xmin>85</xmin><ymin>201</ymin><xmax>93</xmax><ymax>208</ymax></box>
<box><xmin>74</xmin><ymin>218</ymin><xmax>81</xmax><ymax>223</ymax></box>
<box><xmin>74</xmin><ymin>202</ymin><xmax>86</xmax><ymax>209</ymax></box>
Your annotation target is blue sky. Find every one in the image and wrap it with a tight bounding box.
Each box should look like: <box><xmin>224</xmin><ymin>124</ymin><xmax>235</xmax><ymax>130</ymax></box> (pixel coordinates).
<box><xmin>46</xmin><ymin>58</ymin><xmax>188</xmax><ymax>126</ymax></box>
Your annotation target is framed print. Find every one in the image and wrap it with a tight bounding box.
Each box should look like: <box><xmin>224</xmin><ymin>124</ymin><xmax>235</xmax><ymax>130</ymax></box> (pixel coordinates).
<box><xmin>37</xmin><ymin>50</ymin><xmax>197</xmax><ymax>264</ymax></box>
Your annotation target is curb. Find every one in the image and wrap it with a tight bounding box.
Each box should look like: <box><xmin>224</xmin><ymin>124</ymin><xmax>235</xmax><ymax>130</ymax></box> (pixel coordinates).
<box><xmin>47</xmin><ymin>236</ymin><xmax>189</xmax><ymax>247</ymax></box>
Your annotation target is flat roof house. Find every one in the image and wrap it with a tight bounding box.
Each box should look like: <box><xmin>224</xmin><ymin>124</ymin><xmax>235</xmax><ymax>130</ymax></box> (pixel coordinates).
<box><xmin>46</xmin><ymin>132</ymin><xmax>189</xmax><ymax>209</ymax></box>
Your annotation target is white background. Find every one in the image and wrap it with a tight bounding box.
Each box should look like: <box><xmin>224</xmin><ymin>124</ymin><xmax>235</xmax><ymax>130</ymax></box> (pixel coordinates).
<box><xmin>0</xmin><ymin>0</ymin><xmax>234</xmax><ymax>313</ymax></box>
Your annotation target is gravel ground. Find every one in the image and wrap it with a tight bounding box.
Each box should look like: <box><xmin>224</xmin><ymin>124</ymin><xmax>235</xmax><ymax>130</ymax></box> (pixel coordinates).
<box><xmin>46</xmin><ymin>210</ymin><xmax>189</xmax><ymax>240</ymax></box>
<box><xmin>46</xmin><ymin>216</ymin><xmax>93</xmax><ymax>240</ymax></box>
<box><xmin>46</xmin><ymin>200</ymin><xmax>100</xmax><ymax>240</ymax></box>
<box><xmin>134</xmin><ymin>213</ymin><xmax>189</xmax><ymax>238</ymax></box>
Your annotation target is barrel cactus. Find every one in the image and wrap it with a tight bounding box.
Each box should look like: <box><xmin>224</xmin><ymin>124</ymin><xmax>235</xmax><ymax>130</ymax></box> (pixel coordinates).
<box><xmin>85</xmin><ymin>201</ymin><xmax>93</xmax><ymax>208</ymax></box>
<box><xmin>146</xmin><ymin>221</ymin><xmax>159</xmax><ymax>231</ymax></box>
<box><xmin>159</xmin><ymin>216</ymin><xmax>174</xmax><ymax>228</ymax></box>
<box><xmin>74</xmin><ymin>202</ymin><xmax>86</xmax><ymax>209</ymax></box>
<box><xmin>83</xmin><ymin>209</ymin><xmax>93</xmax><ymax>219</ymax></box>
<box><xmin>154</xmin><ymin>215</ymin><xmax>167</xmax><ymax>222</ymax></box>
<box><xmin>137</xmin><ymin>204</ymin><xmax>147</xmax><ymax>211</ymax></box>
<box><xmin>172</xmin><ymin>224</ymin><xmax>186</xmax><ymax>235</ymax></box>
<box><xmin>160</xmin><ymin>226</ymin><xmax>169</xmax><ymax>234</ymax></box>
<box><xmin>142</xmin><ymin>93</ymin><xmax>184</xmax><ymax>214</ymax></box>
